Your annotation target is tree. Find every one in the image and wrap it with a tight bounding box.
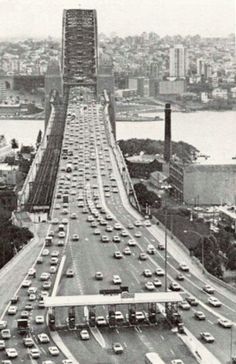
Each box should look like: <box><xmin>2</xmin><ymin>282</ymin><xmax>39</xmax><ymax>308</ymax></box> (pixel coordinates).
<box><xmin>11</xmin><ymin>138</ymin><xmax>18</xmax><ymax>149</ymax></box>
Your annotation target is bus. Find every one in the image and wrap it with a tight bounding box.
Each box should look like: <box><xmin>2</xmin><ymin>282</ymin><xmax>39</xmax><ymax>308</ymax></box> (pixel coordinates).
<box><xmin>145</xmin><ymin>352</ymin><xmax>166</xmax><ymax>364</ymax></box>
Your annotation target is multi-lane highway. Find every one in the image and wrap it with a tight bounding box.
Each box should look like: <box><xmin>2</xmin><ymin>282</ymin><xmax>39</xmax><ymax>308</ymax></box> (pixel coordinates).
<box><xmin>0</xmin><ymin>87</ymin><xmax>236</xmax><ymax>364</ymax></box>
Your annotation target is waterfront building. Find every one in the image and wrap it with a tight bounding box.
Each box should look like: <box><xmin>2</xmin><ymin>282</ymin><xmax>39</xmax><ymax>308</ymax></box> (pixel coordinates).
<box><xmin>158</xmin><ymin>80</ymin><xmax>186</xmax><ymax>96</ymax></box>
<box><xmin>169</xmin><ymin>44</ymin><xmax>188</xmax><ymax>79</ymax></box>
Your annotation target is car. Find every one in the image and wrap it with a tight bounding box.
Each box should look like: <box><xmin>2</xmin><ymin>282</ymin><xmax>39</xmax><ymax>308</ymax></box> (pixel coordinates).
<box><xmin>143</xmin><ymin>269</ymin><xmax>152</xmax><ymax>277</ymax></box>
<box><xmin>38</xmin><ymin>333</ymin><xmax>50</xmax><ymax>343</ymax></box>
<box><xmin>6</xmin><ymin>348</ymin><xmax>18</xmax><ymax>358</ymax></box>
<box><xmin>113</xmin><ymin>275</ymin><xmax>122</xmax><ymax>284</ymax></box>
<box><xmin>52</xmin><ymin>218</ymin><xmax>59</xmax><ymax>225</ymax></box>
<box><xmin>194</xmin><ymin>311</ymin><xmax>206</xmax><ymax>320</ymax></box>
<box><xmin>93</xmin><ymin>228</ymin><xmax>101</xmax><ymax>235</ymax></box>
<box><xmin>145</xmin><ymin>281</ymin><xmax>155</xmax><ymax>291</ymax></box>
<box><xmin>120</xmin><ymin>230</ymin><xmax>128</xmax><ymax>237</ymax></box>
<box><xmin>0</xmin><ymin>321</ymin><xmax>7</xmax><ymax>329</ymax></box>
<box><xmin>1</xmin><ymin>360</ymin><xmax>13</xmax><ymax>364</ymax></box>
<box><xmin>29</xmin><ymin>348</ymin><xmax>40</xmax><ymax>358</ymax></box>
<box><xmin>51</xmin><ymin>250</ymin><xmax>60</xmax><ymax>257</ymax></box>
<box><xmin>169</xmin><ymin>282</ymin><xmax>181</xmax><ymax>291</ymax></box>
<box><xmin>128</xmin><ymin>239</ymin><xmax>137</xmax><ymax>246</ymax></box>
<box><xmin>147</xmin><ymin>245</ymin><xmax>155</xmax><ymax>255</ymax></box>
<box><xmin>40</xmin><ymin>272</ymin><xmax>50</xmax><ymax>281</ymax></box>
<box><xmin>66</xmin><ymin>268</ymin><xmax>74</xmax><ymax>277</ymax></box>
<box><xmin>91</xmin><ymin>221</ymin><xmax>98</xmax><ymax>228</ymax></box>
<box><xmin>179</xmin><ymin>300</ymin><xmax>191</xmax><ymax>310</ymax></box>
<box><xmin>48</xmin><ymin>346</ymin><xmax>59</xmax><ymax>356</ymax></box>
<box><xmin>112</xmin><ymin>342</ymin><xmax>124</xmax><ymax>354</ymax></box>
<box><xmin>62</xmin><ymin>360</ymin><xmax>73</xmax><ymax>364</ymax></box>
<box><xmin>123</xmin><ymin>247</ymin><xmax>132</xmax><ymax>255</ymax></box>
<box><xmin>50</xmin><ymin>266</ymin><xmax>57</xmax><ymax>274</ymax></box>
<box><xmin>158</xmin><ymin>242</ymin><xmax>165</xmax><ymax>250</ymax></box>
<box><xmin>217</xmin><ymin>318</ymin><xmax>232</xmax><ymax>328</ymax></box>
<box><xmin>171</xmin><ymin>360</ymin><xmax>184</xmax><ymax>364</ymax></box>
<box><xmin>179</xmin><ymin>263</ymin><xmax>189</xmax><ymax>272</ymax></box>
<box><xmin>1</xmin><ymin>329</ymin><xmax>11</xmax><ymax>339</ymax></box>
<box><xmin>7</xmin><ymin>306</ymin><xmax>17</xmax><ymax>315</ymax></box>
<box><xmin>96</xmin><ymin>316</ymin><xmax>107</xmax><ymax>327</ymax></box>
<box><xmin>22</xmin><ymin>279</ymin><xmax>32</xmax><ymax>288</ymax></box>
<box><xmin>25</xmin><ymin>303</ymin><xmax>33</xmax><ymax>311</ymax></box>
<box><xmin>36</xmin><ymin>256</ymin><xmax>43</xmax><ymax>264</ymax></box>
<box><xmin>203</xmin><ymin>284</ymin><xmax>215</xmax><ymax>294</ymax></box>
<box><xmin>58</xmin><ymin>231</ymin><xmax>66</xmax><ymax>238</ymax></box>
<box><xmin>144</xmin><ymin>220</ymin><xmax>152</xmax><ymax>227</ymax></box>
<box><xmin>28</xmin><ymin>268</ymin><xmax>36</xmax><ymax>277</ymax></box>
<box><xmin>139</xmin><ymin>252</ymin><xmax>148</xmax><ymax>260</ymax></box>
<box><xmin>0</xmin><ymin>339</ymin><xmax>5</xmax><ymax>350</ymax></box>
<box><xmin>176</xmin><ymin>273</ymin><xmax>185</xmax><ymax>281</ymax></box>
<box><xmin>113</xmin><ymin>235</ymin><xmax>121</xmax><ymax>243</ymax></box>
<box><xmin>200</xmin><ymin>332</ymin><xmax>215</xmax><ymax>343</ymax></box>
<box><xmin>29</xmin><ymin>293</ymin><xmax>37</xmax><ymax>301</ymax></box>
<box><xmin>101</xmin><ymin>235</ymin><xmax>109</xmax><ymax>243</ymax></box>
<box><xmin>21</xmin><ymin>310</ymin><xmax>30</xmax><ymax>318</ymax></box>
<box><xmin>70</xmin><ymin>212</ymin><xmax>77</xmax><ymax>219</ymax></box>
<box><xmin>23</xmin><ymin>337</ymin><xmax>34</xmax><ymax>347</ymax></box>
<box><xmin>135</xmin><ymin>311</ymin><xmax>146</xmax><ymax>322</ymax></box>
<box><xmin>134</xmin><ymin>221</ymin><xmax>142</xmax><ymax>227</ymax></box>
<box><xmin>186</xmin><ymin>296</ymin><xmax>198</xmax><ymax>306</ymax></box>
<box><xmin>115</xmin><ymin>311</ymin><xmax>124</xmax><ymax>322</ymax></box>
<box><xmin>80</xmin><ymin>329</ymin><xmax>90</xmax><ymax>340</ymax></box>
<box><xmin>134</xmin><ymin>231</ymin><xmax>142</xmax><ymax>238</ymax></box>
<box><xmin>153</xmin><ymin>278</ymin><xmax>162</xmax><ymax>287</ymax></box>
<box><xmin>72</xmin><ymin>234</ymin><xmax>79</xmax><ymax>241</ymax></box>
<box><xmin>95</xmin><ymin>272</ymin><xmax>103</xmax><ymax>280</ymax></box>
<box><xmin>114</xmin><ymin>223</ymin><xmax>122</xmax><ymax>230</ymax></box>
<box><xmin>114</xmin><ymin>251</ymin><xmax>123</xmax><ymax>259</ymax></box>
<box><xmin>127</xmin><ymin>223</ymin><xmax>134</xmax><ymax>229</ymax></box>
<box><xmin>208</xmin><ymin>296</ymin><xmax>221</xmax><ymax>307</ymax></box>
<box><xmin>35</xmin><ymin>315</ymin><xmax>44</xmax><ymax>324</ymax></box>
<box><xmin>106</xmin><ymin>225</ymin><xmax>113</xmax><ymax>232</ymax></box>
<box><xmin>155</xmin><ymin>267</ymin><xmax>165</xmax><ymax>276</ymax></box>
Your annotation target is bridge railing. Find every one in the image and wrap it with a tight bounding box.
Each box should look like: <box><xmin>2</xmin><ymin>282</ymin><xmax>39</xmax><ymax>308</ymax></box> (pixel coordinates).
<box><xmin>17</xmin><ymin>104</ymin><xmax>55</xmax><ymax>210</ymax></box>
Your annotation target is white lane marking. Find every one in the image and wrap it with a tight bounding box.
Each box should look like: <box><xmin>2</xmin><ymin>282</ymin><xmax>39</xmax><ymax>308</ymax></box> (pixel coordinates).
<box><xmin>207</xmin><ymin>320</ymin><xmax>214</xmax><ymax>325</ymax></box>
<box><xmin>170</xmin><ymin>349</ymin><xmax>175</xmax><ymax>355</ymax></box>
<box><xmin>160</xmin><ymin>335</ymin><xmax>164</xmax><ymax>341</ymax></box>
<box><xmin>123</xmin><ymin>342</ymin><xmax>127</xmax><ymax>348</ymax></box>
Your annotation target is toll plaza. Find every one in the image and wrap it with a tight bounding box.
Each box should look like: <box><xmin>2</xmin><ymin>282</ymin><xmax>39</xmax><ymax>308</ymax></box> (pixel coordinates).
<box><xmin>44</xmin><ymin>291</ymin><xmax>183</xmax><ymax>331</ymax></box>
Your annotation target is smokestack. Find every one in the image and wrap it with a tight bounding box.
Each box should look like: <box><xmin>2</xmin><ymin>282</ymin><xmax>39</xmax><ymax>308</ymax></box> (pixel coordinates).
<box><xmin>164</xmin><ymin>103</ymin><xmax>172</xmax><ymax>162</ymax></box>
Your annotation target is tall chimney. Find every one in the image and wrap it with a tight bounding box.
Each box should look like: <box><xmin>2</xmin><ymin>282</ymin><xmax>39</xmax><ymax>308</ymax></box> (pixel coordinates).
<box><xmin>164</xmin><ymin>103</ymin><xmax>172</xmax><ymax>162</ymax></box>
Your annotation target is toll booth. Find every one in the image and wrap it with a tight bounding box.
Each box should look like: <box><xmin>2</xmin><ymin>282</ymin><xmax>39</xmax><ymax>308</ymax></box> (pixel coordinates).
<box><xmin>44</xmin><ymin>292</ymin><xmax>182</xmax><ymax>330</ymax></box>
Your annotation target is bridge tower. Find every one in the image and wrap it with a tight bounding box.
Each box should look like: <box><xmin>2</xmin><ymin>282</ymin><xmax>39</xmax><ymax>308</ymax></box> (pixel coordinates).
<box><xmin>62</xmin><ymin>8</ymin><xmax>98</xmax><ymax>97</ymax></box>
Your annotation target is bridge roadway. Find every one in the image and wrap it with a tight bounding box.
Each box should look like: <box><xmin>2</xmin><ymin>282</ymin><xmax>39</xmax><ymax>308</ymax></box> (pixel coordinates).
<box><xmin>0</xmin><ymin>88</ymin><xmax>235</xmax><ymax>363</ymax></box>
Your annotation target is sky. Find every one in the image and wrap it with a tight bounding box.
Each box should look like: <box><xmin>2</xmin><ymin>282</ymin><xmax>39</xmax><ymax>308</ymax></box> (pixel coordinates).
<box><xmin>0</xmin><ymin>0</ymin><xmax>235</xmax><ymax>39</ymax></box>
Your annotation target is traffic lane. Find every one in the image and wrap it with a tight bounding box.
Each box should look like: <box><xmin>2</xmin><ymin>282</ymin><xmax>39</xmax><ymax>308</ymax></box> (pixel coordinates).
<box><xmin>178</xmin><ymin>306</ymin><xmax>233</xmax><ymax>364</ymax></box>
<box><xmin>102</xmin><ymin>196</ymin><xmax>236</xmax><ymax>317</ymax></box>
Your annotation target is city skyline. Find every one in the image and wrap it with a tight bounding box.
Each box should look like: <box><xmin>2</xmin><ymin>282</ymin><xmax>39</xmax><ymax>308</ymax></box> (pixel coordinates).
<box><xmin>0</xmin><ymin>0</ymin><xmax>235</xmax><ymax>40</ymax></box>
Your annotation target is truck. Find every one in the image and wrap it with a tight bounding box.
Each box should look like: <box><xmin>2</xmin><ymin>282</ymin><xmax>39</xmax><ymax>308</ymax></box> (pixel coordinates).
<box><xmin>17</xmin><ymin>319</ymin><xmax>29</xmax><ymax>335</ymax></box>
<box><xmin>63</xmin><ymin>195</ymin><xmax>69</xmax><ymax>204</ymax></box>
<box><xmin>45</xmin><ymin>236</ymin><xmax>53</xmax><ymax>247</ymax></box>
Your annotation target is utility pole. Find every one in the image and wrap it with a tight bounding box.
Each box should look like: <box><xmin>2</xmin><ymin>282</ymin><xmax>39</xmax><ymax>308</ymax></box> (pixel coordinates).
<box><xmin>201</xmin><ymin>236</ymin><xmax>205</xmax><ymax>273</ymax></box>
<box><xmin>164</xmin><ymin>209</ymin><xmax>168</xmax><ymax>292</ymax></box>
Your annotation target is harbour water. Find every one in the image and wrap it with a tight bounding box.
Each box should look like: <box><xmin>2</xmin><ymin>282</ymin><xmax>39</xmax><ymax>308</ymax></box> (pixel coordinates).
<box><xmin>0</xmin><ymin>111</ymin><xmax>235</xmax><ymax>164</ymax></box>
<box><xmin>116</xmin><ymin>110</ymin><xmax>236</xmax><ymax>164</ymax></box>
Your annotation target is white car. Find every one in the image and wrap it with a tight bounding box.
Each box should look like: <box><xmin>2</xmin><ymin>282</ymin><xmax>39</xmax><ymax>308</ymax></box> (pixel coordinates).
<box><xmin>72</xmin><ymin>234</ymin><xmax>79</xmax><ymax>241</ymax></box>
<box><xmin>128</xmin><ymin>239</ymin><xmax>137</xmax><ymax>246</ymax></box>
<box><xmin>42</xmin><ymin>249</ymin><xmax>50</xmax><ymax>256</ymax></box>
<box><xmin>35</xmin><ymin>315</ymin><xmax>44</xmax><ymax>324</ymax></box>
<box><xmin>203</xmin><ymin>284</ymin><xmax>215</xmax><ymax>294</ymax></box>
<box><xmin>114</xmin><ymin>223</ymin><xmax>122</xmax><ymax>230</ymax></box>
<box><xmin>134</xmin><ymin>221</ymin><xmax>142</xmax><ymax>227</ymax></box>
<box><xmin>112</xmin><ymin>342</ymin><xmax>124</xmax><ymax>354</ymax></box>
<box><xmin>134</xmin><ymin>231</ymin><xmax>142</xmax><ymax>238</ymax></box>
<box><xmin>6</xmin><ymin>348</ymin><xmax>18</xmax><ymax>358</ymax></box>
<box><xmin>40</xmin><ymin>272</ymin><xmax>50</xmax><ymax>281</ymax></box>
<box><xmin>143</xmin><ymin>269</ymin><xmax>152</xmax><ymax>277</ymax></box>
<box><xmin>30</xmin><ymin>348</ymin><xmax>40</xmax><ymax>358</ymax></box>
<box><xmin>155</xmin><ymin>267</ymin><xmax>165</xmax><ymax>276</ymax></box>
<box><xmin>80</xmin><ymin>329</ymin><xmax>90</xmax><ymax>340</ymax></box>
<box><xmin>179</xmin><ymin>301</ymin><xmax>191</xmax><ymax>310</ymax></box>
<box><xmin>123</xmin><ymin>247</ymin><xmax>132</xmax><ymax>255</ymax></box>
<box><xmin>153</xmin><ymin>278</ymin><xmax>162</xmax><ymax>287</ymax></box>
<box><xmin>208</xmin><ymin>296</ymin><xmax>222</xmax><ymax>307</ymax></box>
<box><xmin>145</xmin><ymin>281</ymin><xmax>155</xmax><ymax>291</ymax></box>
<box><xmin>58</xmin><ymin>231</ymin><xmax>65</xmax><ymax>238</ymax></box>
<box><xmin>144</xmin><ymin>220</ymin><xmax>152</xmax><ymax>227</ymax></box>
<box><xmin>95</xmin><ymin>272</ymin><xmax>103</xmax><ymax>280</ymax></box>
<box><xmin>22</xmin><ymin>279</ymin><xmax>32</xmax><ymax>288</ymax></box>
<box><xmin>217</xmin><ymin>318</ymin><xmax>232</xmax><ymax>328</ymax></box>
<box><xmin>171</xmin><ymin>360</ymin><xmax>184</xmax><ymax>364</ymax></box>
<box><xmin>113</xmin><ymin>275</ymin><xmax>122</xmax><ymax>284</ymax></box>
<box><xmin>48</xmin><ymin>346</ymin><xmax>59</xmax><ymax>356</ymax></box>
<box><xmin>96</xmin><ymin>316</ymin><xmax>107</xmax><ymax>327</ymax></box>
<box><xmin>179</xmin><ymin>263</ymin><xmax>189</xmax><ymax>272</ymax></box>
<box><xmin>38</xmin><ymin>333</ymin><xmax>50</xmax><ymax>343</ymax></box>
<box><xmin>7</xmin><ymin>306</ymin><xmax>17</xmax><ymax>315</ymax></box>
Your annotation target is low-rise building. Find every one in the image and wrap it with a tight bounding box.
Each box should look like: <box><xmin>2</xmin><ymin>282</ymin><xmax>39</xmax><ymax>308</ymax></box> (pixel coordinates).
<box><xmin>0</xmin><ymin>163</ymin><xmax>19</xmax><ymax>185</ymax></box>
